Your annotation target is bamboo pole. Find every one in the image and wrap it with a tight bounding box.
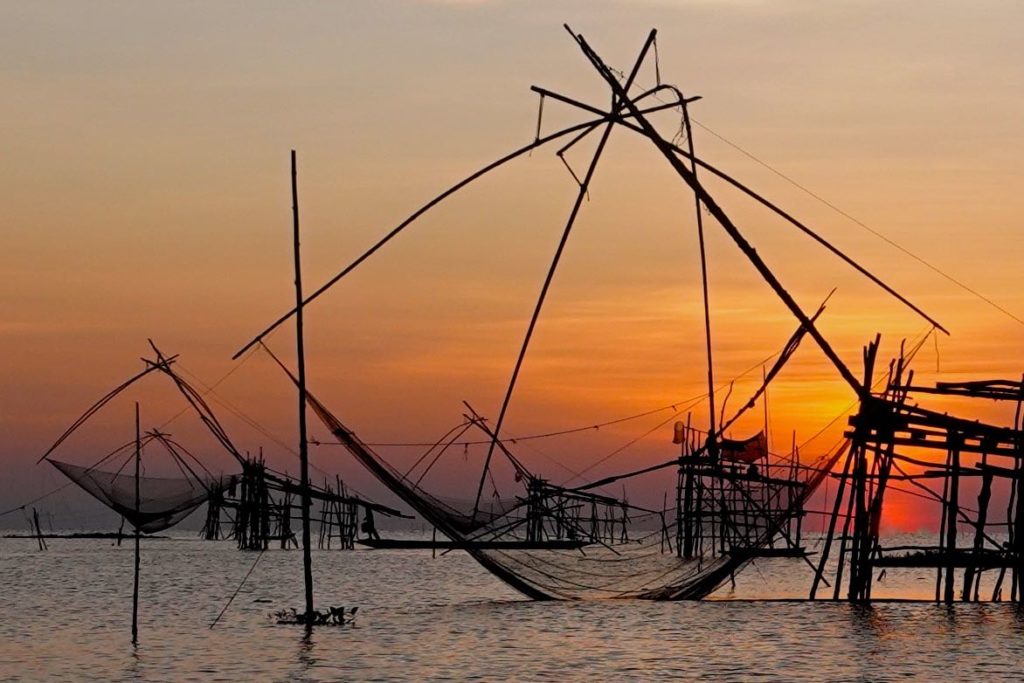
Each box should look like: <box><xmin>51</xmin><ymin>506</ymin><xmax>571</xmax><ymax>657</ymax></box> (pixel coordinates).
<box><xmin>32</xmin><ymin>508</ymin><xmax>47</xmax><ymax>551</ymax></box>
<box><xmin>943</xmin><ymin>439</ymin><xmax>961</xmax><ymax>603</ymax></box>
<box><xmin>530</xmin><ymin>84</ymin><xmax>945</xmax><ymax>336</ymax></box>
<box><xmin>292</xmin><ymin>150</ymin><xmax>315</xmax><ymax>622</ymax></box>
<box><xmin>680</xmin><ymin>98</ymin><xmax>718</xmax><ymax>460</ymax></box>
<box><xmin>963</xmin><ymin>463</ymin><xmax>992</xmax><ymax>601</ymax></box>
<box><xmin>471</xmin><ymin>31</ymin><xmax>658</xmax><ymax>521</ymax></box>
<box><xmin>935</xmin><ymin>446</ymin><xmax>951</xmax><ymax>603</ymax></box>
<box><xmin>132</xmin><ymin>402</ymin><xmax>141</xmax><ymax>647</ymax></box>
<box><xmin>1014</xmin><ymin>386</ymin><xmax>1024</xmax><ymax>602</ymax></box>
<box><xmin>232</xmin><ymin>102</ymin><xmax>681</xmax><ymax>362</ymax></box>
<box><xmin>568</xmin><ymin>26</ymin><xmax>865</xmax><ymax>397</ymax></box>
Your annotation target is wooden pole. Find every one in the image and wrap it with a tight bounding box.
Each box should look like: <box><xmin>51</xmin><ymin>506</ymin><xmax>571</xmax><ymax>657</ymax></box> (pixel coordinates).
<box><xmin>935</xmin><ymin>446</ymin><xmax>951</xmax><ymax>603</ymax></box>
<box><xmin>470</xmin><ymin>32</ymin><xmax>658</xmax><ymax>521</ymax></box>
<box><xmin>680</xmin><ymin>99</ymin><xmax>717</xmax><ymax>459</ymax></box>
<box><xmin>810</xmin><ymin>444</ymin><xmax>852</xmax><ymax>599</ymax></box>
<box><xmin>568</xmin><ymin>27</ymin><xmax>865</xmax><ymax>397</ymax></box>
<box><xmin>232</xmin><ymin>107</ymin><xmax>686</xmax><ymax>361</ymax></box>
<box><xmin>32</xmin><ymin>508</ymin><xmax>47</xmax><ymax>551</ymax></box>
<box><xmin>943</xmin><ymin>438</ymin><xmax>960</xmax><ymax>603</ymax></box>
<box><xmin>1014</xmin><ymin>385</ymin><xmax>1024</xmax><ymax>602</ymax></box>
<box><xmin>292</xmin><ymin>150</ymin><xmax>315</xmax><ymax>622</ymax></box>
<box><xmin>132</xmin><ymin>402</ymin><xmax>141</xmax><ymax>647</ymax></box>
<box><xmin>963</xmin><ymin>463</ymin><xmax>992</xmax><ymax>601</ymax></box>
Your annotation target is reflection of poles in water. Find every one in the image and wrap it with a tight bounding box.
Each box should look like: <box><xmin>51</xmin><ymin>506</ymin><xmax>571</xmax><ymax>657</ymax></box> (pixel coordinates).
<box><xmin>361</xmin><ymin>508</ymin><xmax>380</xmax><ymax>541</ymax></box>
<box><xmin>132</xmin><ymin>402</ymin><xmax>141</xmax><ymax>647</ymax></box>
<box><xmin>31</xmin><ymin>508</ymin><xmax>47</xmax><ymax>551</ymax></box>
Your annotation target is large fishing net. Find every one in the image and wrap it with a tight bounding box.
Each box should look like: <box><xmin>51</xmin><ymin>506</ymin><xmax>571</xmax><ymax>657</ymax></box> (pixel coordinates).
<box><xmin>311</xmin><ymin>389</ymin><xmax>844</xmax><ymax>600</ymax></box>
<box><xmin>50</xmin><ymin>460</ymin><xmax>236</xmax><ymax>533</ymax></box>
<box><xmin>39</xmin><ymin>348</ymin><xmax>247</xmax><ymax>535</ymax></box>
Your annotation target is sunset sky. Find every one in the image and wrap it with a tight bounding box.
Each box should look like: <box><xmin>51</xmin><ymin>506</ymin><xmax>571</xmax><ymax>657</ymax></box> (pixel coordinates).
<box><xmin>2</xmin><ymin>1</ymin><xmax>1023</xmax><ymax>531</ymax></box>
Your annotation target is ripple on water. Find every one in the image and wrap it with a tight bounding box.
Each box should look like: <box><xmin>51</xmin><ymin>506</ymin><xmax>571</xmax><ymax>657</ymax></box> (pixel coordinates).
<box><xmin>1</xmin><ymin>536</ymin><xmax>1023</xmax><ymax>681</ymax></box>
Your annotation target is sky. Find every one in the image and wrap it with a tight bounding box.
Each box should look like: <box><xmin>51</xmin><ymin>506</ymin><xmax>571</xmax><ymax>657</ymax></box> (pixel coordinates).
<box><xmin>2</xmin><ymin>1</ymin><xmax>1023</xmax><ymax>532</ymax></box>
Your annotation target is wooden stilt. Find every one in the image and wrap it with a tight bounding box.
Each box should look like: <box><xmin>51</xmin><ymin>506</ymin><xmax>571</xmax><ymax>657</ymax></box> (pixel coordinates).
<box><xmin>132</xmin><ymin>402</ymin><xmax>141</xmax><ymax>647</ymax></box>
<box><xmin>963</xmin><ymin>462</ymin><xmax>992</xmax><ymax>601</ymax></box>
<box><xmin>943</xmin><ymin>437</ymin><xmax>960</xmax><ymax>604</ymax></box>
<box><xmin>32</xmin><ymin>508</ymin><xmax>47</xmax><ymax>551</ymax></box>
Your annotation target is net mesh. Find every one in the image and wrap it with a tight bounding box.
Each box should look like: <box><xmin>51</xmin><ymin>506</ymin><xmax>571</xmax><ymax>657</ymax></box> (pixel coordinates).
<box><xmin>311</xmin><ymin>392</ymin><xmax>842</xmax><ymax>600</ymax></box>
<box><xmin>307</xmin><ymin>392</ymin><xmax>517</xmax><ymax>535</ymax></box>
<box><xmin>50</xmin><ymin>459</ymin><xmax>235</xmax><ymax>533</ymax></box>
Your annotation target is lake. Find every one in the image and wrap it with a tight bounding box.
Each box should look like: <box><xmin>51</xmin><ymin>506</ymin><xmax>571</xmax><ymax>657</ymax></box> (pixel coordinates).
<box><xmin>1</xmin><ymin>534</ymin><xmax>1022</xmax><ymax>681</ymax></box>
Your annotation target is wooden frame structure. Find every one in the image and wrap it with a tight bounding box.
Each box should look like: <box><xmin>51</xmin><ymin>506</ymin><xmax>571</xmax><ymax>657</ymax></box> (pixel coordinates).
<box><xmin>812</xmin><ymin>337</ymin><xmax>1024</xmax><ymax>603</ymax></box>
<box><xmin>227</xmin><ymin>27</ymin><xmax>969</xmax><ymax>600</ymax></box>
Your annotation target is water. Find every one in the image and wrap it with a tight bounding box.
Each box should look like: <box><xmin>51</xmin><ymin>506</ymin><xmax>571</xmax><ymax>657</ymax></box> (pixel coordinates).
<box><xmin>2</xmin><ymin>535</ymin><xmax>1023</xmax><ymax>681</ymax></box>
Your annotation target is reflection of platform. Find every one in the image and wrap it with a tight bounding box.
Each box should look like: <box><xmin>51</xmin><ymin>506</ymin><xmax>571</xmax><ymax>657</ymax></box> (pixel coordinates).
<box><xmin>357</xmin><ymin>538</ymin><xmax>590</xmax><ymax>550</ymax></box>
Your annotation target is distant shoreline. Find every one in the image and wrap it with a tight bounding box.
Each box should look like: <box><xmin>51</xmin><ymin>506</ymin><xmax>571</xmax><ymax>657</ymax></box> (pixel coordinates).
<box><xmin>3</xmin><ymin>532</ymin><xmax>169</xmax><ymax>539</ymax></box>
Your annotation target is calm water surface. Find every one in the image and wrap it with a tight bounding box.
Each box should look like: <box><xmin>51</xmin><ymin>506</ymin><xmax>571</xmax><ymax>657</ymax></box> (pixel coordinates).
<box><xmin>1</xmin><ymin>535</ymin><xmax>1022</xmax><ymax>681</ymax></box>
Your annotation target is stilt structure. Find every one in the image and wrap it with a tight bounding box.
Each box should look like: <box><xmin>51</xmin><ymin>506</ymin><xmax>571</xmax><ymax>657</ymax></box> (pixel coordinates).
<box><xmin>202</xmin><ymin>485</ymin><xmax>224</xmax><ymax>541</ymax></box>
<box><xmin>213</xmin><ymin>454</ymin><xmax>404</xmax><ymax>551</ymax></box>
<box><xmin>232</xmin><ymin>457</ymin><xmax>273</xmax><ymax>550</ymax></box>
<box><xmin>813</xmin><ymin>338</ymin><xmax>1024</xmax><ymax>603</ymax></box>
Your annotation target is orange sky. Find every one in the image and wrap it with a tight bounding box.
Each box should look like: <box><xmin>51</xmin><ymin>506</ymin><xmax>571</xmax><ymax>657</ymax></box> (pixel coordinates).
<box><xmin>2</xmin><ymin>2</ymin><xmax>1023</xmax><ymax>531</ymax></box>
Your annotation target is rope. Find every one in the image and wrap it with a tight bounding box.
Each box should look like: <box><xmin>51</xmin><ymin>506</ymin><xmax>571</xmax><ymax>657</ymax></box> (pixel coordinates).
<box><xmin>688</xmin><ymin>117</ymin><xmax>1024</xmax><ymax>328</ymax></box>
<box><xmin>209</xmin><ymin>548</ymin><xmax>265</xmax><ymax>629</ymax></box>
<box><xmin>598</xmin><ymin>58</ymin><xmax>1020</xmax><ymax>328</ymax></box>
<box><xmin>314</xmin><ymin>342</ymin><xmax>788</xmax><ymax>451</ymax></box>
<box><xmin>157</xmin><ymin>345</ymin><xmax>261</xmax><ymax>432</ymax></box>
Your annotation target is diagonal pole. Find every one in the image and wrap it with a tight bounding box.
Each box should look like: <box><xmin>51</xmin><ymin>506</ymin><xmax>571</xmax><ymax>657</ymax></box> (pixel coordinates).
<box><xmin>232</xmin><ymin>107</ymin><xmax>682</xmax><ymax>361</ymax></box>
<box><xmin>527</xmin><ymin>85</ymin><xmax>945</xmax><ymax>334</ymax></box>
<box><xmin>567</xmin><ymin>26</ymin><xmax>864</xmax><ymax>397</ymax></box>
<box><xmin>471</xmin><ymin>30</ymin><xmax>659</xmax><ymax>521</ymax></box>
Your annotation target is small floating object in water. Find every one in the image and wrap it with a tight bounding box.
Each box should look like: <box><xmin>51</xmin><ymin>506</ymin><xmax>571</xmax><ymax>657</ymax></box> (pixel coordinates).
<box><xmin>328</xmin><ymin>605</ymin><xmax>359</xmax><ymax>625</ymax></box>
<box><xmin>272</xmin><ymin>605</ymin><xmax>359</xmax><ymax>626</ymax></box>
<box><xmin>253</xmin><ymin>598</ymin><xmax>273</xmax><ymax>603</ymax></box>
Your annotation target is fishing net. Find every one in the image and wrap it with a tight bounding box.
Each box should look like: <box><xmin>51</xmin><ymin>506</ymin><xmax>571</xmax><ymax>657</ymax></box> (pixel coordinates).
<box><xmin>311</xmin><ymin>391</ymin><xmax>844</xmax><ymax>600</ymax></box>
<box><xmin>307</xmin><ymin>393</ymin><xmax>520</xmax><ymax>535</ymax></box>
<box><xmin>50</xmin><ymin>459</ymin><xmax>236</xmax><ymax>533</ymax></box>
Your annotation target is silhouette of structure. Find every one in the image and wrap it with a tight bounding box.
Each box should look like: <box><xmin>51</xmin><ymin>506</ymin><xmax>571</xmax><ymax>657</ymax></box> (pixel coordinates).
<box><xmin>201</xmin><ymin>454</ymin><xmax>405</xmax><ymax>551</ymax></box>
<box><xmin>43</xmin><ymin>380</ymin><xmax>238</xmax><ymax>645</ymax></box>
<box><xmin>229</xmin><ymin>27</ymin><xmax>953</xmax><ymax>600</ymax></box>
<box><xmin>38</xmin><ymin>345</ymin><xmax>404</xmax><ymax>638</ymax></box>
<box><xmin>811</xmin><ymin>337</ymin><xmax>1024</xmax><ymax>603</ymax></box>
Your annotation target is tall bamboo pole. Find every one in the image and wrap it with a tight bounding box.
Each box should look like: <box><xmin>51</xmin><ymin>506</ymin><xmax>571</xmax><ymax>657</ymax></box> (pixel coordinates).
<box><xmin>470</xmin><ymin>32</ymin><xmax>658</xmax><ymax>520</ymax></box>
<box><xmin>568</xmin><ymin>27</ymin><xmax>865</xmax><ymax>397</ymax></box>
<box><xmin>680</xmin><ymin>99</ymin><xmax>717</xmax><ymax>459</ymax></box>
<box><xmin>292</xmin><ymin>150</ymin><xmax>315</xmax><ymax>621</ymax></box>
<box><xmin>132</xmin><ymin>402</ymin><xmax>141</xmax><ymax>646</ymax></box>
